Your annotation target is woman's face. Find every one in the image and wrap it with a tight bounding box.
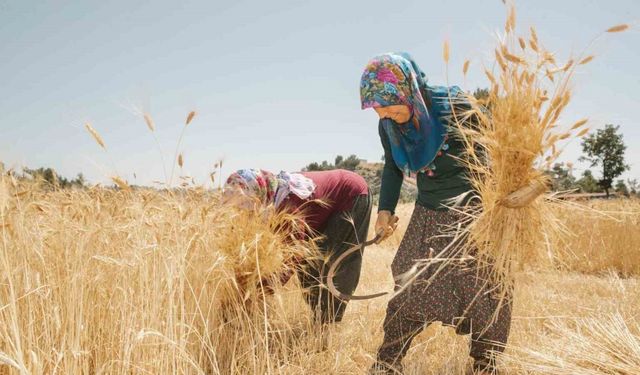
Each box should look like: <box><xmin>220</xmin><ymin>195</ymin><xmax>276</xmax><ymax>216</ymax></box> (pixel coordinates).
<box><xmin>374</xmin><ymin>105</ymin><xmax>411</xmax><ymax>124</ymax></box>
<box><xmin>222</xmin><ymin>185</ymin><xmax>258</xmax><ymax>210</ymax></box>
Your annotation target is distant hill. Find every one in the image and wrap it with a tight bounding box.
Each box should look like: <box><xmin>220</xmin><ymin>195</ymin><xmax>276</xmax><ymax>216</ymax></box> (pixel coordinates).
<box><xmin>356</xmin><ymin>161</ymin><xmax>417</xmax><ymax>204</ymax></box>
<box><xmin>302</xmin><ymin>155</ymin><xmax>417</xmax><ymax>204</ymax></box>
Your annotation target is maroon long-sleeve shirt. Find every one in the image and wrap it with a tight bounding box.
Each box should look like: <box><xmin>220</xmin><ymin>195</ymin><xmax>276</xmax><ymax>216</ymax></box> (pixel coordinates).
<box><xmin>281</xmin><ymin>169</ymin><xmax>369</xmax><ymax>233</ymax></box>
<box><xmin>268</xmin><ymin>169</ymin><xmax>369</xmax><ymax>288</ymax></box>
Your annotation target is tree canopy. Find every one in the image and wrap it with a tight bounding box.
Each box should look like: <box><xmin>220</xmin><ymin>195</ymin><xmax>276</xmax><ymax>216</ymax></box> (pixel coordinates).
<box><xmin>580</xmin><ymin>124</ymin><xmax>629</xmax><ymax>196</ymax></box>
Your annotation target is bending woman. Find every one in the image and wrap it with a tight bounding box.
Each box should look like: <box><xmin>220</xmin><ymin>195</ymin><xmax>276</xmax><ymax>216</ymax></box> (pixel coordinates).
<box><xmin>225</xmin><ymin>168</ymin><xmax>371</xmax><ymax>324</ymax></box>
<box><xmin>360</xmin><ymin>53</ymin><xmax>511</xmax><ymax>374</ymax></box>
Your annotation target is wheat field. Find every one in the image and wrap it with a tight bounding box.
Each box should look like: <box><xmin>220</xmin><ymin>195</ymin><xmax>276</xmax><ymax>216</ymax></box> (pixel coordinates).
<box><xmin>1</xmin><ymin>175</ymin><xmax>639</xmax><ymax>374</ymax></box>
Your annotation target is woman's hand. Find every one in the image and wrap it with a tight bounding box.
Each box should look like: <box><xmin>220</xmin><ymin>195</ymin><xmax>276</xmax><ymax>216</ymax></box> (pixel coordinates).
<box><xmin>375</xmin><ymin>210</ymin><xmax>399</xmax><ymax>244</ymax></box>
<box><xmin>501</xmin><ymin>179</ymin><xmax>548</xmax><ymax>208</ymax></box>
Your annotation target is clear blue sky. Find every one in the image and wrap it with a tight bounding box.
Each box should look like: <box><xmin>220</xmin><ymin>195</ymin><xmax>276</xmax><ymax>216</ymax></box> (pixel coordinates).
<box><xmin>1</xmin><ymin>0</ymin><xmax>638</xmax><ymax>186</ymax></box>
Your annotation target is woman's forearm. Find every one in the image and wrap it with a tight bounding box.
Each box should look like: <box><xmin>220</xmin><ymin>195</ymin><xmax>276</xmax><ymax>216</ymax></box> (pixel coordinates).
<box><xmin>378</xmin><ymin>122</ymin><xmax>403</xmax><ymax>214</ymax></box>
<box><xmin>379</xmin><ymin>163</ymin><xmax>403</xmax><ymax>213</ymax></box>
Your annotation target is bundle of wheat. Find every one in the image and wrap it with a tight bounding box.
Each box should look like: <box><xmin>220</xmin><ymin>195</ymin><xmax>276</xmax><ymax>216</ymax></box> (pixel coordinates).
<box><xmin>450</xmin><ymin>4</ymin><xmax>629</xmax><ymax>299</ymax></box>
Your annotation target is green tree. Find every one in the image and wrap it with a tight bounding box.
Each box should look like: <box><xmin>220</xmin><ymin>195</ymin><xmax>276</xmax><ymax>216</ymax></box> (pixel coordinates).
<box><xmin>24</xmin><ymin>167</ymin><xmax>61</xmax><ymax>187</ymax></box>
<box><xmin>473</xmin><ymin>88</ymin><xmax>490</xmax><ymax>101</ymax></box>
<box><xmin>319</xmin><ymin>160</ymin><xmax>331</xmax><ymax>170</ymax></box>
<box><xmin>304</xmin><ymin>162</ymin><xmax>322</xmax><ymax>171</ymax></box>
<box><xmin>336</xmin><ymin>154</ymin><xmax>361</xmax><ymax>171</ymax></box>
<box><xmin>576</xmin><ymin>170</ymin><xmax>601</xmax><ymax>193</ymax></box>
<box><xmin>303</xmin><ymin>154</ymin><xmax>361</xmax><ymax>172</ymax></box>
<box><xmin>580</xmin><ymin>124</ymin><xmax>629</xmax><ymax>197</ymax></box>
<box><xmin>614</xmin><ymin>179</ymin><xmax>629</xmax><ymax>196</ymax></box>
<box><xmin>70</xmin><ymin>173</ymin><xmax>86</xmax><ymax>188</ymax></box>
<box><xmin>22</xmin><ymin>167</ymin><xmax>86</xmax><ymax>189</ymax></box>
<box><xmin>304</xmin><ymin>160</ymin><xmax>332</xmax><ymax>171</ymax></box>
<box><xmin>546</xmin><ymin>163</ymin><xmax>577</xmax><ymax>191</ymax></box>
<box><xmin>627</xmin><ymin>179</ymin><xmax>638</xmax><ymax>196</ymax></box>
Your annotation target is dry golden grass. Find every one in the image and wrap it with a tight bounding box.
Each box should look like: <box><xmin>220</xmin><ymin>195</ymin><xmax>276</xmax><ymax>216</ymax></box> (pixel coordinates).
<box><xmin>385</xmin><ymin>199</ymin><xmax>640</xmax><ymax>279</ymax></box>
<box><xmin>501</xmin><ymin>312</ymin><xmax>640</xmax><ymax>374</ymax></box>
<box><xmin>361</xmin><ymin>203</ymin><xmax>640</xmax><ymax>375</ymax></box>
<box><xmin>1</xmin><ymin>182</ymin><xmax>640</xmax><ymax>374</ymax></box>
<box><xmin>3</xmin><ymin>6</ymin><xmax>636</xmax><ymax>373</ymax></box>
<box><xmin>0</xmin><ymin>176</ymin><xmax>315</xmax><ymax>374</ymax></box>
<box><xmin>549</xmin><ymin>198</ymin><xmax>640</xmax><ymax>277</ymax></box>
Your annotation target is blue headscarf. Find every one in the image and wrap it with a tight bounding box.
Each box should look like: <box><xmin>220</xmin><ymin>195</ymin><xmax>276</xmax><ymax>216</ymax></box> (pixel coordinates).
<box><xmin>360</xmin><ymin>52</ymin><xmax>463</xmax><ymax>175</ymax></box>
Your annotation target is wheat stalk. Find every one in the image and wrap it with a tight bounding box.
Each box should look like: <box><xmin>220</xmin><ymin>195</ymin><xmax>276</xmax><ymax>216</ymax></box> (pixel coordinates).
<box><xmin>111</xmin><ymin>176</ymin><xmax>130</xmax><ymax>191</ymax></box>
<box><xmin>462</xmin><ymin>60</ymin><xmax>470</xmax><ymax>76</ymax></box>
<box><xmin>85</xmin><ymin>123</ymin><xmax>105</xmax><ymax>149</ymax></box>
<box><xmin>186</xmin><ymin>111</ymin><xmax>196</xmax><ymax>125</ymax></box>
<box><xmin>443</xmin><ymin>40</ymin><xmax>450</xmax><ymax>64</ymax></box>
<box><xmin>606</xmin><ymin>24</ymin><xmax>630</xmax><ymax>33</ymax></box>
<box><xmin>170</xmin><ymin>110</ymin><xmax>197</xmax><ymax>186</ymax></box>
<box><xmin>143</xmin><ymin>113</ymin><xmax>155</xmax><ymax>132</ymax></box>
<box><xmin>579</xmin><ymin>55</ymin><xmax>595</xmax><ymax>65</ymax></box>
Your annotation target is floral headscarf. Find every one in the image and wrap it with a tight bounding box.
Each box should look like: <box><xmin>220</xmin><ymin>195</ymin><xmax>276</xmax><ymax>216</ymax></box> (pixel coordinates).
<box><xmin>360</xmin><ymin>52</ymin><xmax>462</xmax><ymax>175</ymax></box>
<box><xmin>225</xmin><ymin>169</ymin><xmax>279</xmax><ymax>204</ymax></box>
<box><xmin>225</xmin><ymin>169</ymin><xmax>316</xmax><ymax>208</ymax></box>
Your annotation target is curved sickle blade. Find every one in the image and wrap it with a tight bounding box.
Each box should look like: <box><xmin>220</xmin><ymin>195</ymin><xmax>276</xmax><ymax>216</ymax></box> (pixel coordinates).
<box><xmin>326</xmin><ymin>234</ymin><xmax>388</xmax><ymax>301</ymax></box>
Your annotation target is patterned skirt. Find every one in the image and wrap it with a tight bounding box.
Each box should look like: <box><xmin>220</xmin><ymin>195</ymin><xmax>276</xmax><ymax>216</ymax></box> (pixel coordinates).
<box><xmin>377</xmin><ymin>204</ymin><xmax>512</xmax><ymax>373</ymax></box>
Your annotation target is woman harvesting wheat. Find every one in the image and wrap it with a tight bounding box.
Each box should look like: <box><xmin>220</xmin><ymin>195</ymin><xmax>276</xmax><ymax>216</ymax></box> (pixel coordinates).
<box><xmin>224</xmin><ymin>168</ymin><xmax>371</xmax><ymax>324</ymax></box>
<box><xmin>360</xmin><ymin>52</ymin><xmax>541</xmax><ymax>374</ymax></box>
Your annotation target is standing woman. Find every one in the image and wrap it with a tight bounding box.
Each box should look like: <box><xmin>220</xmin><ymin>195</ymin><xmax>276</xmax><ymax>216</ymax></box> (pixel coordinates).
<box><xmin>360</xmin><ymin>53</ymin><xmax>511</xmax><ymax>374</ymax></box>
<box><xmin>225</xmin><ymin>168</ymin><xmax>371</xmax><ymax>324</ymax></box>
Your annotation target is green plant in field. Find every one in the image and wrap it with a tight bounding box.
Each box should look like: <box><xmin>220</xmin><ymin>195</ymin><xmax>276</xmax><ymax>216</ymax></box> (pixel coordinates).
<box><xmin>580</xmin><ymin>124</ymin><xmax>629</xmax><ymax>197</ymax></box>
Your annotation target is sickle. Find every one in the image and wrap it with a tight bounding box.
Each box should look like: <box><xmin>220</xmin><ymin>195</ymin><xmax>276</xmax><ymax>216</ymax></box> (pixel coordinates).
<box><xmin>326</xmin><ymin>233</ymin><xmax>388</xmax><ymax>301</ymax></box>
